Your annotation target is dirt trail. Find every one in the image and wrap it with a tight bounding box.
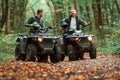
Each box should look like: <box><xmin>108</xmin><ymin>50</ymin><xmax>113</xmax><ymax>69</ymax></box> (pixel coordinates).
<box><xmin>0</xmin><ymin>54</ymin><xmax>120</xmax><ymax>80</ymax></box>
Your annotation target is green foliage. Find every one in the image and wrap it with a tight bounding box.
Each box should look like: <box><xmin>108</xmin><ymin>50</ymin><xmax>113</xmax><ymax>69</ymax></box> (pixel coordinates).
<box><xmin>97</xmin><ymin>24</ymin><xmax>120</xmax><ymax>54</ymax></box>
<box><xmin>26</xmin><ymin>0</ymin><xmax>53</xmax><ymax>27</ymax></box>
<box><xmin>0</xmin><ymin>34</ymin><xmax>17</xmax><ymax>61</ymax></box>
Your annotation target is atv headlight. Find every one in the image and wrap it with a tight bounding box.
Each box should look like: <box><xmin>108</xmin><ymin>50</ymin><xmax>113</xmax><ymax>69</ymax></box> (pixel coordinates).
<box><xmin>75</xmin><ymin>37</ymin><xmax>80</xmax><ymax>41</ymax></box>
<box><xmin>52</xmin><ymin>39</ymin><xmax>56</xmax><ymax>43</ymax></box>
<box><xmin>88</xmin><ymin>36</ymin><xmax>92</xmax><ymax>41</ymax></box>
<box><xmin>38</xmin><ymin>38</ymin><xmax>43</xmax><ymax>42</ymax></box>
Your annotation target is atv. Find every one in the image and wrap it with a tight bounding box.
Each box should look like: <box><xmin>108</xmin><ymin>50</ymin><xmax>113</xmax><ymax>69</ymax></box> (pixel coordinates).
<box><xmin>15</xmin><ymin>22</ymin><xmax>61</xmax><ymax>63</ymax></box>
<box><xmin>59</xmin><ymin>22</ymin><xmax>96</xmax><ymax>61</ymax></box>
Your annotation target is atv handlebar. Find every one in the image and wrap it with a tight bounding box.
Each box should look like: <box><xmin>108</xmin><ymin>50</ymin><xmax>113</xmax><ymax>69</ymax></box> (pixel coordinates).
<box><xmin>25</xmin><ymin>21</ymin><xmax>55</xmax><ymax>33</ymax></box>
<box><xmin>25</xmin><ymin>24</ymin><xmax>40</xmax><ymax>28</ymax></box>
<box><xmin>25</xmin><ymin>24</ymin><xmax>54</xmax><ymax>33</ymax></box>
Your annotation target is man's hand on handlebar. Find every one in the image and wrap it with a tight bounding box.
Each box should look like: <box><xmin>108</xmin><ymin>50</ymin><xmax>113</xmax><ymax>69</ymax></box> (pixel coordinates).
<box><xmin>29</xmin><ymin>24</ymin><xmax>34</xmax><ymax>29</ymax></box>
<box><xmin>37</xmin><ymin>27</ymin><xmax>41</xmax><ymax>30</ymax></box>
<box><xmin>87</xmin><ymin>21</ymin><xmax>92</xmax><ymax>25</ymax></box>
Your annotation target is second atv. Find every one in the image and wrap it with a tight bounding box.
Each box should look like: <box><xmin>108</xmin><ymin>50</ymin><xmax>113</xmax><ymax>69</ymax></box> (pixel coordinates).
<box><xmin>59</xmin><ymin>22</ymin><xmax>96</xmax><ymax>61</ymax></box>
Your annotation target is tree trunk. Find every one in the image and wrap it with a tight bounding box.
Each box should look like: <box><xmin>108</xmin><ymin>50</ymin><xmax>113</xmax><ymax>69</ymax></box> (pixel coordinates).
<box><xmin>85</xmin><ymin>2</ymin><xmax>95</xmax><ymax>32</ymax></box>
<box><xmin>92</xmin><ymin>0</ymin><xmax>99</xmax><ymax>39</ymax></box>
<box><xmin>73</xmin><ymin>0</ymin><xmax>79</xmax><ymax>12</ymax></box>
<box><xmin>5</xmin><ymin>0</ymin><xmax>10</xmax><ymax>34</ymax></box>
<box><xmin>0</xmin><ymin>0</ymin><xmax>8</xmax><ymax>29</ymax></box>
<box><xmin>92</xmin><ymin>0</ymin><xmax>105</xmax><ymax>45</ymax></box>
<box><xmin>115</xmin><ymin>0</ymin><xmax>120</xmax><ymax>16</ymax></box>
<box><xmin>98</xmin><ymin>0</ymin><xmax>105</xmax><ymax>42</ymax></box>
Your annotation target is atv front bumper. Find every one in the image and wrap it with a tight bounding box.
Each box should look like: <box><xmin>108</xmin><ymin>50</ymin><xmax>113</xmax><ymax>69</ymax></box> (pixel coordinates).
<box><xmin>38</xmin><ymin>43</ymin><xmax>55</xmax><ymax>54</ymax></box>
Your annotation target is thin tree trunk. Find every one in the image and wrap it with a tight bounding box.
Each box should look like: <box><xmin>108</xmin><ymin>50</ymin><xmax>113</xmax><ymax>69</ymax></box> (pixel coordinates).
<box><xmin>115</xmin><ymin>0</ymin><xmax>120</xmax><ymax>16</ymax></box>
<box><xmin>5</xmin><ymin>0</ymin><xmax>10</xmax><ymax>34</ymax></box>
<box><xmin>73</xmin><ymin>0</ymin><xmax>79</xmax><ymax>12</ymax></box>
<box><xmin>85</xmin><ymin>2</ymin><xmax>95</xmax><ymax>32</ymax></box>
<box><xmin>92</xmin><ymin>0</ymin><xmax>105</xmax><ymax>45</ymax></box>
<box><xmin>92</xmin><ymin>0</ymin><xmax>99</xmax><ymax>40</ymax></box>
<box><xmin>0</xmin><ymin>0</ymin><xmax>8</xmax><ymax>29</ymax></box>
<box><xmin>97</xmin><ymin>0</ymin><xmax>105</xmax><ymax>42</ymax></box>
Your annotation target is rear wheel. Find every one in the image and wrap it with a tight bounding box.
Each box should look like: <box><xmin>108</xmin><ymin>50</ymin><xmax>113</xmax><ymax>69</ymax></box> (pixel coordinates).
<box><xmin>50</xmin><ymin>46</ymin><xmax>61</xmax><ymax>63</ymax></box>
<box><xmin>15</xmin><ymin>44</ymin><xmax>25</xmax><ymax>61</ymax></box>
<box><xmin>26</xmin><ymin>44</ymin><xmax>37</xmax><ymax>61</ymax></box>
<box><xmin>67</xmin><ymin>45</ymin><xmax>77</xmax><ymax>61</ymax></box>
<box><xmin>89</xmin><ymin>44</ymin><xmax>96</xmax><ymax>59</ymax></box>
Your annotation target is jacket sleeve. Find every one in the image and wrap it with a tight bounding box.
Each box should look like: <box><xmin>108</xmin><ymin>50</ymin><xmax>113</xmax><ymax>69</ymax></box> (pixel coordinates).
<box><xmin>78</xmin><ymin>18</ymin><xmax>88</xmax><ymax>27</ymax></box>
<box><xmin>27</xmin><ymin>17</ymin><xmax>34</xmax><ymax>24</ymax></box>
<box><xmin>40</xmin><ymin>19</ymin><xmax>45</xmax><ymax>28</ymax></box>
<box><xmin>60</xmin><ymin>18</ymin><xmax>69</xmax><ymax>28</ymax></box>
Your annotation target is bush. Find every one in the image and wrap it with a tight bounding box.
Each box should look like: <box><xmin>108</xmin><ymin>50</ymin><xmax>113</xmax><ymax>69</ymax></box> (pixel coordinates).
<box><xmin>0</xmin><ymin>34</ymin><xmax>17</xmax><ymax>61</ymax></box>
<box><xmin>97</xmin><ymin>25</ymin><xmax>120</xmax><ymax>54</ymax></box>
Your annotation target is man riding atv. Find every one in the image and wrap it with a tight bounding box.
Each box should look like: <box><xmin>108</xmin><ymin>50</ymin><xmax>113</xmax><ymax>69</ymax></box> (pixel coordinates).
<box><xmin>26</xmin><ymin>9</ymin><xmax>45</xmax><ymax>33</ymax></box>
<box><xmin>15</xmin><ymin>9</ymin><xmax>61</xmax><ymax>63</ymax></box>
<box><xmin>60</xmin><ymin>9</ymin><xmax>96</xmax><ymax>61</ymax></box>
<box><xmin>60</xmin><ymin>9</ymin><xmax>91</xmax><ymax>33</ymax></box>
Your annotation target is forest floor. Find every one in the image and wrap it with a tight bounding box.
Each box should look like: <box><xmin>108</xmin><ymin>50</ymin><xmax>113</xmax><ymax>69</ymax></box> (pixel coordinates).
<box><xmin>0</xmin><ymin>53</ymin><xmax>120</xmax><ymax>80</ymax></box>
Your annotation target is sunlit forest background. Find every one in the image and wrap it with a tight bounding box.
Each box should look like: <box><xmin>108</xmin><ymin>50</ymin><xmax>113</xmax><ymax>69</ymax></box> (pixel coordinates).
<box><xmin>0</xmin><ymin>0</ymin><xmax>120</xmax><ymax>61</ymax></box>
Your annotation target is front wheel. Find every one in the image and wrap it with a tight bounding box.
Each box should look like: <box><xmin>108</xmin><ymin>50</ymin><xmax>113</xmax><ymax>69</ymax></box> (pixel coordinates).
<box><xmin>26</xmin><ymin>44</ymin><xmax>37</xmax><ymax>61</ymax></box>
<box><xmin>50</xmin><ymin>46</ymin><xmax>61</xmax><ymax>63</ymax></box>
<box><xmin>89</xmin><ymin>44</ymin><xmax>96</xmax><ymax>59</ymax></box>
<box><xmin>60</xmin><ymin>54</ymin><xmax>65</xmax><ymax>61</ymax></box>
<box><xmin>15</xmin><ymin>44</ymin><xmax>25</xmax><ymax>61</ymax></box>
<box><xmin>67</xmin><ymin>45</ymin><xmax>77</xmax><ymax>61</ymax></box>
<box><xmin>79</xmin><ymin>53</ymin><xmax>84</xmax><ymax>60</ymax></box>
